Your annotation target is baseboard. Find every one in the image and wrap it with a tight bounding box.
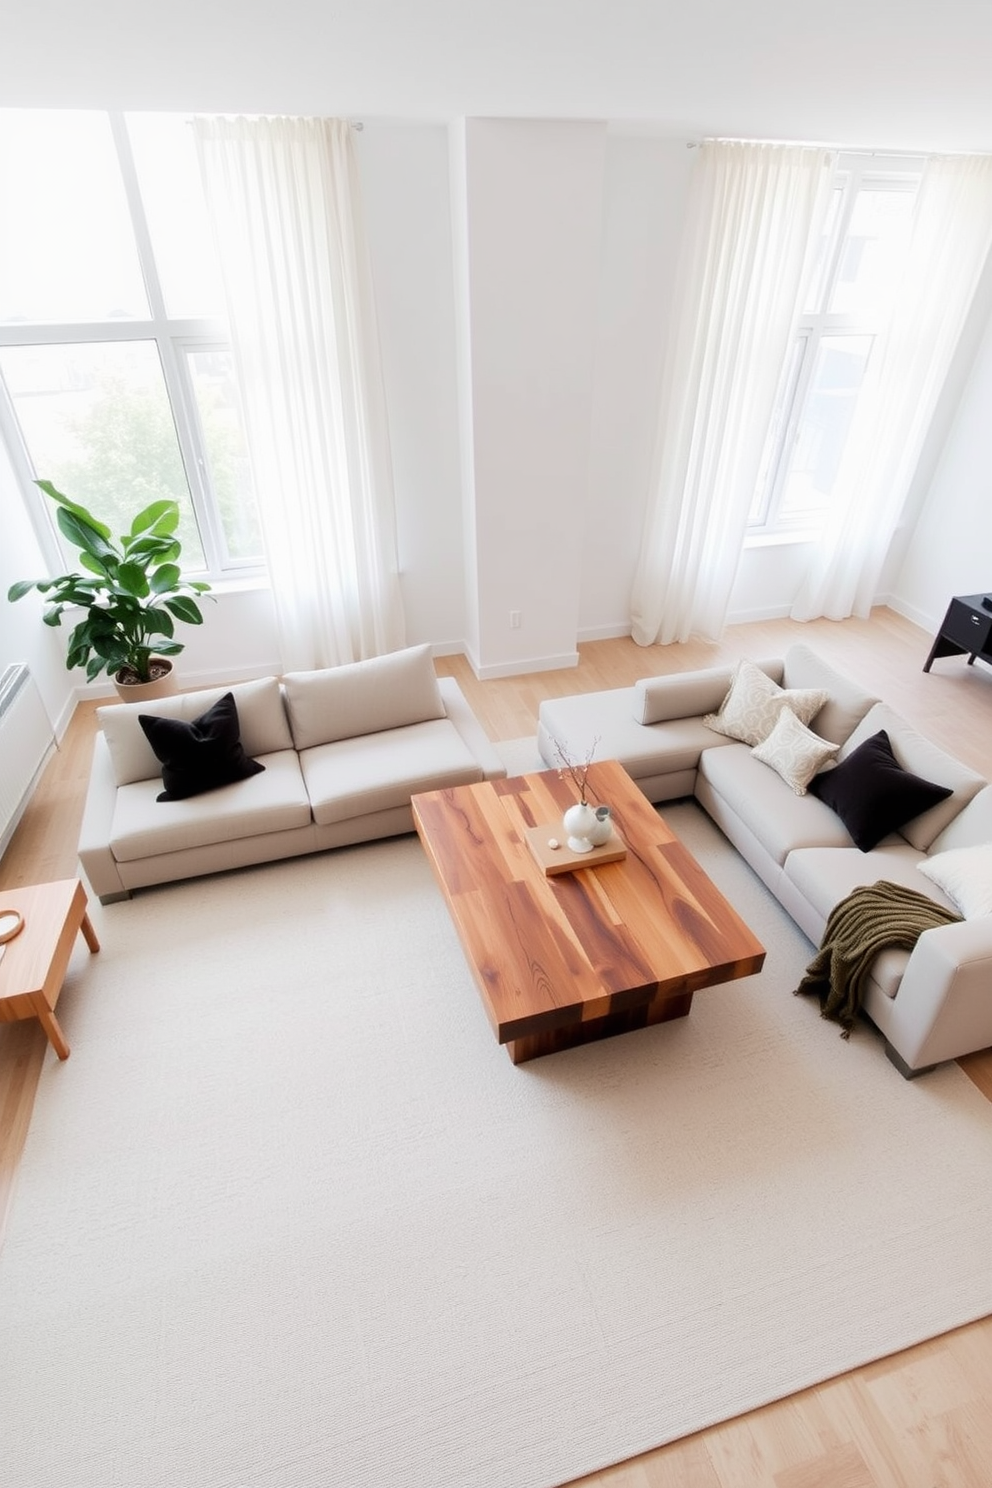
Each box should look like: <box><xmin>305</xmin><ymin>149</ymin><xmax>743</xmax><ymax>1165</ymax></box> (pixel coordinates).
<box><xmin>473</xmin><ymin>650</ymin><xmax>580</xmax><ymax>681</ymax></box>
<box><xmin>73</xmin><ymin>662</ymin><xmax>285</xmax><ymax>707</ymax></box>
<box><xmin>575</xmin><ymin>622</ymin><xmax>632</xmax><ymax>643</ymax></box>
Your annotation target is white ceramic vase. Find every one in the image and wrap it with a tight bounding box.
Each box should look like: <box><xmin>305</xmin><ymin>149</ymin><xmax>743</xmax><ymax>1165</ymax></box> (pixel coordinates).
<box><xmin>562</xmin><ymin>801</ymin><xmax>598</xmax><ymax>853</ymax></box>
<box><xmin>586</xmin><ymin>805</ymin><xmax>613</xmax><ymax>846</ymax></box>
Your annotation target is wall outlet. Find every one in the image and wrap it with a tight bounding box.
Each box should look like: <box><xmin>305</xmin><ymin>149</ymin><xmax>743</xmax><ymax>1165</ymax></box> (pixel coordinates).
<box><xmin>509</xmin><ymin>610</ymin><xmax>521</xmax><ymax>629</ymax></box>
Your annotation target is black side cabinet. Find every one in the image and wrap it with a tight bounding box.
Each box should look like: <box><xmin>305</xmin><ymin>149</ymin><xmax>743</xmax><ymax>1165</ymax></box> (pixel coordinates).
<box><xmin>924</xmin><ymin>592</ymin><xmax>992</xmax><ymax>672</ymax></box>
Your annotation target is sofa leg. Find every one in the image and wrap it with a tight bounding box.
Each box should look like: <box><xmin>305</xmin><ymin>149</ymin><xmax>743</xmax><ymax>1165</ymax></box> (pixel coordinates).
<box><xmin>884</xmin><ymin>1040</ymin><xmax>937</xmax><ymax>1080</ymax></box>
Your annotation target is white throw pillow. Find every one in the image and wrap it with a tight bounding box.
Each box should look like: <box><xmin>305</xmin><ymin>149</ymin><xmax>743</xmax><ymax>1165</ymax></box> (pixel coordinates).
<box><xmin>751</xmin><ymin>708</ymin><xmax>840</xmax><ymax>794</ymax></box>
<box><xmin>704</xmin><ymin>659</ymin><xmax>828</xmax><ymax>748</ymax></box>
<box><xmin>917</xmin><ymin>843</ymin><xmax>992</xmax><ymax>918</ymax></box>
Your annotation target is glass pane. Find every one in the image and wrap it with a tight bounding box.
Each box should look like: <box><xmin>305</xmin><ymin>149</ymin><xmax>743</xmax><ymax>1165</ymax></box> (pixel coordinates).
<box><xmin>187</xmin><ymin>349</ymin><xmax>263</xmax><ymax>562</ymax></box>
<box><xmin>749</xmin><ymin>334</ymin><xmax>807</xmax><ymax>524</ymax></box>
<box><xmin>829</xmin><ymin>188</ymin><xmax>915</xmax><ymax>318</ymax></box>
<box><xmin>0</xmin><ymin>340</ymin><xmax>206</xmax><ymax>568</ymax></box>
<box><xmin>778</xmin><ymin>335</ymin><xmax>873</xmax><ymax>519</ymax></box>
<box><xmin>0</xmin><ymin>111</ymin><xmax>148</xmax><ymax>323</ymax></box>
<box><xmin>126</xmin><ymin>114</ymin><xmax>228</xmax><ymax>319</ymax></box>
<box><xmin>802</xmin><ymin>185</ymin><xmax>844</xmax><ymax>314</ymax></box>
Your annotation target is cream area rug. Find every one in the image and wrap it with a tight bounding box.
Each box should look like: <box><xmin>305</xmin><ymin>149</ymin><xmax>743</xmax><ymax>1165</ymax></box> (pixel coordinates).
<box><xmin>495</xmin><ymin>734</ymin><xmax>547</xmax><ymax>775</ymax></box>
<box><xmin>3</xmin><ymin>800</ymin><xmax>992</xmax><ymax>1488</ymax></box>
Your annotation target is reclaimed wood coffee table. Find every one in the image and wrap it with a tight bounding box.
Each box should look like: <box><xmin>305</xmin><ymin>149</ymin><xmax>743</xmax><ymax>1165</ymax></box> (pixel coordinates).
<box><xmin>412</xmin><ymin>758</ymin><xmax>765</xmax><ymax>1063</ymax></box>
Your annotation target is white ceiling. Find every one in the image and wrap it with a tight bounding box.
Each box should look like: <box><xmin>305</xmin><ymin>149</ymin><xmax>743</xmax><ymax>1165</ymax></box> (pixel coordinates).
<box><xmin>4</xmin><ymin>0</ymin><xmax>992</xmax><ymax>153</ymax></box>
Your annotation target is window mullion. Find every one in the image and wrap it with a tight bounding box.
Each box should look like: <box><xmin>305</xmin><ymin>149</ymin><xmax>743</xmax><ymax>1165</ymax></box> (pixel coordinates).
<box><xmin>162</xmin><ymin>336</ymin><xmax>230</xmax><ymax>571</ymax></box>
<box><xmin>111</xmin><ymin>112</ymin><xmax>223</xmax><ymax>574</ymax></box>
<box><xmin>765</xmin><ymin>330</ymin><xmax>815</xmax><ymax>528</ymax></box>
<box><xmin>109</xmin><ymin>113</ymin><xmax>169</xmax><ymax>323</ymax></box>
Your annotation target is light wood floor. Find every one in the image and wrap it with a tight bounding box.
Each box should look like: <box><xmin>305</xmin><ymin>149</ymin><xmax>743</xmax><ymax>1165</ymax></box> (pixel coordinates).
<box><xmin>3</xmin><ymin>608</ymin><xmax>992</xmax><ymax>1486</ymax></box>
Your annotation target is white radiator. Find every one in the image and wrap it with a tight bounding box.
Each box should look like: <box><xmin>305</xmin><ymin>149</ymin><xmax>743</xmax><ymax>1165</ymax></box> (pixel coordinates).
<box><xmin>0</xmin><ymin>663</ymin><xmax>57</xmax><ymax>856</ymax></box>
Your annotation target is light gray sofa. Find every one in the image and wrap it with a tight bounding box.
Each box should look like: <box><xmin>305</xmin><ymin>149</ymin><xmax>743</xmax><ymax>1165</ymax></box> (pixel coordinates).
<box><xmin>80</xmin><ymin>644</ymin><xmax>505</xmax><ymax>905</ymax></box>
<box><xmin>537</xmin><ymin>644</ymin><xmax>992</xmax><ymax>1076</ymax></box>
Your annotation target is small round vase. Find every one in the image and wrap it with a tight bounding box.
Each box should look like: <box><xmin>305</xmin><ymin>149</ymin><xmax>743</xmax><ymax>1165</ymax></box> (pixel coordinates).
<box><xmin>562</xmin><ymin>801</ymin><xmax>598</xmax><ymax>853</ymax></box>
<box><xmin>586</xmin><ymin>805</ymin><xmax>613</xmax><ymax>846</ymax></box>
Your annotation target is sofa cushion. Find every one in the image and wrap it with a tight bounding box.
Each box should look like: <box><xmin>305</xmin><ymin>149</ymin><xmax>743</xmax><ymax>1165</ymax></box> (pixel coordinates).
<box><xmin>99</xmin><ymin>676</ymin><xmax>292</xmax><ymax>787</ymax></box>
<box><xmin>283</xmin><ymin>644</ymin><xmax>445</xmax><ymax>750</ymax></box>
<box><xmin>927</xmin><ymin>784</ymin><xmax>992</xmax><ymax>855</ymax></box>
<box><xmin>698</xmin><ymin>742</ymin><xmax>853</xmax><ymax>864</ymax></box>
<box><xmin>139</xmin><ymin>693</ymin><xmax>265</xmax><ymax>802</ymax></box>
<box><xmin>784</xmin><ymin>842</ymin><xmax>952</xmax><ymax>925</ymax></box>
<box><xmin>539</xmin><ymin>688</ymin><xmax>739</xmax><ymax>783</ymax></box>
<box><xmin>780</xmin><ymin>644</ymin><xmax>878</xmax><ymax>746</ymax></box>
<box><xmin>703</xmin><ymin>660</ymin><xmax>828</xmax><ymax>747</ymax></box>
<box><xmin>751</xmin><ymin>708</ymin><xmax>840</xmax><ymax>794</ymax></box>
<box><xmin>301</xmin><ymin>717</ymin><xmax>483</xmax><ymax>826</ymax></box>
<box><xmin>918</xmin><ymin>845</ymin><xmax>992</xmax><ymax>919</ymax></box>
<box><xmin>109</xmin><ymin>751</ymin><xmax>311</xmax><ymax>862</ymax></box>
<box><xmin>782</xmin><ymin>844</ymin><xmax>957</xmax><ymax>999</ymax></box>
<box><xmin>808</xmin><ymin>730</ymin><xmax>952</xmax><ymax>852</ymax></box>
<box><xmin>838</xmin><ymin>703</ymin><xmax>984</xmax><ymax>850</ymax></box>
<box><xmin>634</xmin><ymin>660</ymin><xmax>783</xmax><ymax>726</ymax></box>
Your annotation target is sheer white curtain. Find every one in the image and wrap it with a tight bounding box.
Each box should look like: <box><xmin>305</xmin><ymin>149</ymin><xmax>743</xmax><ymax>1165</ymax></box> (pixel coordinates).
<box><xmin>630</xmin><ymin>140</ymin><xmax>834</xmax><ymax>647</ymax></box>
<box><xmin>193</xmin><ymin>115</ymin><xmax>405</xmax><ymax>671</ymax></box>
<box><xmin>791</xmin><ymin>154</ymin><xmax>992</xmax><ymax>621</ymax></box>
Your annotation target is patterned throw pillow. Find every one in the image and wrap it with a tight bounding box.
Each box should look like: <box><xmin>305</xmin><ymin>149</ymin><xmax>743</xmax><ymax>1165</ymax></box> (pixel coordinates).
<box><xmin>751</xmin><ymin>708</ymin><xmax>840</xmax><ymax>794</ymax></box>
<box><xmin>704</xmin><ymin>660</ymin><xmax>828</xmax><ymax>747</ymax></box>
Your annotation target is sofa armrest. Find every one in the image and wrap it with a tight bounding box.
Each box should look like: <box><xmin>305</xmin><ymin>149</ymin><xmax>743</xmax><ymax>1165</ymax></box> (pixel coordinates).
<box><xmin>634</xmin><ymin>658</ymin><xmax>784</xmax><ymax>725</ymax></box>
<box><xmin>438</xmin><ymin>676</ymin><xmax>506</xmax><ymax>781</ymax></box>
<box><xmin>77</xmin><ymin>732</ymin><xmax>130</xmax><ymax>903</ymax></box>
<box><xmin>876</xmin><ymin>919</ymin><xmax>992</xmax><ymax>1070</ymax></box>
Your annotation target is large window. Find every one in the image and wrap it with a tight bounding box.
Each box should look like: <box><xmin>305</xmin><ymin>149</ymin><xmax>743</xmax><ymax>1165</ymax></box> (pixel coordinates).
<box><xmin>0</xmin><ymin>110</ymin><xmax>262</xmax><ymax>578</ymax></box>
<box><xmin>749</xmin><ymin>155</ymin><xmax>922</xmax><ymax>535</ymax></box>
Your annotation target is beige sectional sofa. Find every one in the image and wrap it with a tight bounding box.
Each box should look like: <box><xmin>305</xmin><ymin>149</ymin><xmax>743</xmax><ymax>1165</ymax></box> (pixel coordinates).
<box><xmin>537</xmin><ymin>644</ymin><xmax>992</xmax><ymax>1076</ymax></box>
<box><xmin>80</xmin><ymin>644</ymin><xmax>504</xmax><ymax>905</ymax></box>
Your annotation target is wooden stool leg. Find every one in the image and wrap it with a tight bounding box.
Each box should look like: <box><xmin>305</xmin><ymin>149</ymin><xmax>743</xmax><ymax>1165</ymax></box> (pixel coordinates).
<box><xmin>33</xmin><ymin>999</ymin><xmax>70</xmax><ymax>1060</ymax></box>
<box><xmin>80</xmin><ymin>913</ymin><xmax>100</xmax><ymax>953</ymax></box>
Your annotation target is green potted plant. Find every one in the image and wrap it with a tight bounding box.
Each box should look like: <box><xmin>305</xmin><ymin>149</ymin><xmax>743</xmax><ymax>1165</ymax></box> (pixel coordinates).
<box><xmin>8</xmin><ymin>480</ymin><xmax>212</xmax><ymax>700</ymax></box>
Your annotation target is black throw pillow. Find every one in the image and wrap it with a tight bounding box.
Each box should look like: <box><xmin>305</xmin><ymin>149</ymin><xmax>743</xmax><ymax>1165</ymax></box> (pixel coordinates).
<box><xmin>807</xmin><ymin>728</ymin><xmax>952</xmax><ymax>852</ymax></box>
<box><xmin>139</xmin><ymin>693</ymin><xmax>265</xmax><ymax>802</ymax></box>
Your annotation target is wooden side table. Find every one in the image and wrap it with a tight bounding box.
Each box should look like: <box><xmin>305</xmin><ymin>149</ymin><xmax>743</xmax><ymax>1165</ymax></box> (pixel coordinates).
<box><xmin>0</xmin><ymin>879</ymin><xmax>99</xmax><ymax>1060</ymax></box>
<box><xmin>924</xmin><ymin>592</ymin><xmax>992</xmax><ymax>672</ymax></box>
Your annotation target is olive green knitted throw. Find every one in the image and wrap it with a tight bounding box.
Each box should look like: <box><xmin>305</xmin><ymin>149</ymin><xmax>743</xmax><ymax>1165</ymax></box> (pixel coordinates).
<box><xmin>795</xmin><ymin>880</ymin><xmax>961</xmax><ymax>1037</ymax></box>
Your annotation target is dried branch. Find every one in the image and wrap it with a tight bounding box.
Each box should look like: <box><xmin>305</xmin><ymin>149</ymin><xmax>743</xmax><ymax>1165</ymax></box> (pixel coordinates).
<box><xmin>551</xmin><ymin>735</ymin><xmax>599</xmax><ymax>805</ymax></box>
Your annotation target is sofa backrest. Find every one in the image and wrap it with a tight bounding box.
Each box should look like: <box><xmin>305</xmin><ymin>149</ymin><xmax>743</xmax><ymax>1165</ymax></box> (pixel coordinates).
<box><xmin>634</xmin><ymin>660</ymin><xmax>783</xmax><ymax>726</ymax></box>
<box><xmin>97</xmin><ymin>676</ymin><xmax>293</xmax><ymax>787</ymax></box>
<box><xmin>282</xmin><ymin>643</ymin><xmax>446</xmax><ymax>750</ymax></box>
<box><xmin>839</xmin><ymin>701</ymin><xmax>987</xmax><ymax>851</ymax></box>
<box><xmin>924</xmin><ymin>783</ymin><xmax>992</xmax><ymax>856</ymax></box>
<box><xmin>781</xmin><ymin>644</ymin><xmax>878</xmax><ymax>746</ymax></box>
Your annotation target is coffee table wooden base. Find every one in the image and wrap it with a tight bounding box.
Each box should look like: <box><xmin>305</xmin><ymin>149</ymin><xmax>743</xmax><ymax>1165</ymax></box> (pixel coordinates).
<box><xmin>506</xmin><ymin>985</ymin><xmax>695</xmax><ymax>1064</ymax></box>
<box><xmin>0</xmin><ymin>879</ymin><xmax>99</xmax><ymax>1060</ymax></box>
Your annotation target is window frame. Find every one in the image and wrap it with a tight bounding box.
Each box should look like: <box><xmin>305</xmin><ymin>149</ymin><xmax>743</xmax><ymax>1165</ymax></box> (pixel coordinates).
<box><xmin>747</xmin><ymin>153</ymin><xmax>924</xmax><ymax>540</ymax></box>
<box><xmin>0</xmin><ymin>109</ymin><xmax>263</xmax><ymax>584</ymax></box>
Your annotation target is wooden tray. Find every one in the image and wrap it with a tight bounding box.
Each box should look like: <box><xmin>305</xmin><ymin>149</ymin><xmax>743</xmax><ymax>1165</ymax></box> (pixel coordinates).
<box><xmin>524</xmin><ymin>821</ymin><xmax>627</xmax><ymax>876</ymax></box>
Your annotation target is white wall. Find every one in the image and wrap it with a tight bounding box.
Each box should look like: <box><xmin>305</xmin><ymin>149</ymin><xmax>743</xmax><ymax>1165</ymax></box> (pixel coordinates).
<box><xmin>356</xmin><ymin>121</ymin><xmax>467</xmax><ymax>653</ymax></box>
<box><xmin>456</xmin><ymin>119</ymin><xmax>608</xmax><ymax>677</ymax></box>
<box><xmin>0</xmin><ymin>439</ymin><xmax>78</xmax><ymax>735</ymax></box>
<box><xmin>581</xmin><ymin>129</ymin><xmax>694</xmax><ymax>638</ymax></box>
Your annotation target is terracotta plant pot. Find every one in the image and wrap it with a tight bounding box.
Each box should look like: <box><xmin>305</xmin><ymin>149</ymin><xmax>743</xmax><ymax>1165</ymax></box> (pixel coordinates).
<box><xmin>113</xmin><ymin>658</ymin><xmax>178</xmax><ymax>703</ymax></box>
